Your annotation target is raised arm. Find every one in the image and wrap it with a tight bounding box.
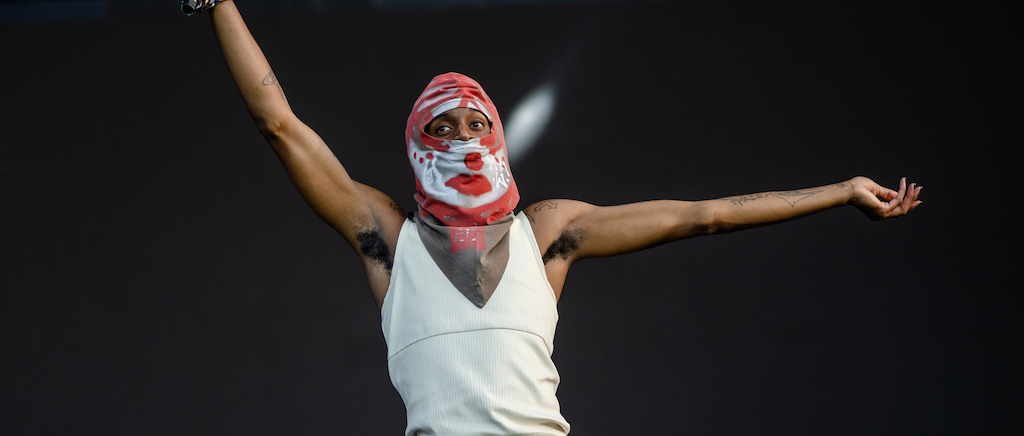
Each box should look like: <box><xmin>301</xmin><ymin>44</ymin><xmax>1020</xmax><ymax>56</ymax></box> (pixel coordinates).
<box><xmin>526</xmin><ymin>176</ymin><xmax>921</xmax><ymax>294</ymax></box>
<box><xmin>208</xmin><ymin>1</ymin><xmax>403</xmax><ymax>253</ymax></box>
<box><xmin>207</xmin><ymin>1</ymin><xmax>404</xmax><ymax>307</ymax></box>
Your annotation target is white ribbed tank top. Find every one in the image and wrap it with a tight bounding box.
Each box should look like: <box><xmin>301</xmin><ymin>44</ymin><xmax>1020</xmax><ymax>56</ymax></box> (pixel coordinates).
<box><xmin>381</xmin><ymin>212</ymin><xmax>570</xmax><ymax>436</ymax></box>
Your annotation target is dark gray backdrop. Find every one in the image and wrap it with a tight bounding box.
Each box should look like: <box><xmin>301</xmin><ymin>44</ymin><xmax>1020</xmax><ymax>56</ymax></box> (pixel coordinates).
<box><xmin>1</xmin><ymin>1</ymin><xmax>1018</xmax><ymax>434</ymax></box>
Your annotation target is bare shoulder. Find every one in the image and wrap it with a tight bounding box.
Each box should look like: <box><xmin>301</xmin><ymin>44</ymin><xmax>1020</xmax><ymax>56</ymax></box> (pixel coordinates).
<box><xmin>353</xmin><ymin>183</ymin><xmax>407</xmax><ymax>310</ymax></box>
<box><xmin>523</xmin><ymin>199</ymin><xmax>595</xmax><ymax>257</ymax></box>
<box><xmin>357</xmin><ymin>183</ymin><xmax>406</xmax><ymax>233</ymax></box>
<box><xmin>522</xmin><ymin>199</ymin><xmax>596</xmax><ymax>301</ymax></box>
<box><xmin>353</xmin><ymin>182</ymin><xmax>406</xmax><ymax>260</ymax></box>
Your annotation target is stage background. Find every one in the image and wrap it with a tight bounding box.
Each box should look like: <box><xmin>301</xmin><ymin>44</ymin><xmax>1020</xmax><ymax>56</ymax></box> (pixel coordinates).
<box><xmin>1</xmin><ymin>1</ymin><xmax>1018</xmax><ymax>434</ymax></box>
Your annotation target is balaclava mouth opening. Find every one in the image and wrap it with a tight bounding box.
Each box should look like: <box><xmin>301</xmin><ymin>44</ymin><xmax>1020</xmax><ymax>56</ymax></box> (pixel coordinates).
<box><xmin>405</xmin><ymin>73</ymin><xmax>520</xmax><ymax>308</ymax></box>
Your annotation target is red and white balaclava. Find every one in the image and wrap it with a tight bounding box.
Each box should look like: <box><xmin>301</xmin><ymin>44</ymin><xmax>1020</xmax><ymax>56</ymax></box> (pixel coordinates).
<box><xmin>406</xmin><ymin>72</ymin><xmax>519</xmax><ymax>227</ymax></box>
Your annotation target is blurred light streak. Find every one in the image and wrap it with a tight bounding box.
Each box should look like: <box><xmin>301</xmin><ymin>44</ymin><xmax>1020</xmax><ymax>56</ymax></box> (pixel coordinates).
<box><xmin>504</xmin><ymin>82</ymin><xmax>556</xmax><ymax>165</ymax></box>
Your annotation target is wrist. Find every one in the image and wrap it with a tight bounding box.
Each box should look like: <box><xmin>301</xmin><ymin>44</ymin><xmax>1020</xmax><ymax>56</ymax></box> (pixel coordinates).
<box><xmin>841</xmin><ymin>177</ymin><xmax>859</xmax><ymax>206</ymax></box>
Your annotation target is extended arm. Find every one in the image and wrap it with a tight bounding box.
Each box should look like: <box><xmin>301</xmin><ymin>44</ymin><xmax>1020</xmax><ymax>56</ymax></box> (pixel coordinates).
<box><xmin>709</xmin><ymin>176</ymin><xmax>921</xmax><ymax>233</ymax></box>
<box><xmin>528</xmin><ymin>176</ymin><xmax>922</xmax><ymax>265</ymax></box>
<box><xmin>208</xmin><ymin>1</ymin><xmax>402</xmax><ymax>249</ymax></box>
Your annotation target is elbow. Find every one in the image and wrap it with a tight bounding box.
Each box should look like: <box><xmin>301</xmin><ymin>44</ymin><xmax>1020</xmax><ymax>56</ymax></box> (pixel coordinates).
<box><xmin>255</xmin><ymin>114</ymin><xmax>305</xmax><ymax>155</ymax></box>
<box><xmin>696</xmin><ymin>201</ymin><xmax>724</xmax><ymax>235</ymax></box>
<box><xmin>255</xmin><ymin>115</ymin><xmax>289</xmax><ymax>141</ymax></box>
<box><xmin>672</xmin><ymin>201</ymin><xmax>719</xmax><ymax>237</ymax></box>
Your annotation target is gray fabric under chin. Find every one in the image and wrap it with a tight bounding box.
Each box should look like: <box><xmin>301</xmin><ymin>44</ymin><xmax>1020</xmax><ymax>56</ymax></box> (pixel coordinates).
<box><xmin>414</xmin><ymin>207</ymin><xmax>514</xmax><ymax>308</ymax></box>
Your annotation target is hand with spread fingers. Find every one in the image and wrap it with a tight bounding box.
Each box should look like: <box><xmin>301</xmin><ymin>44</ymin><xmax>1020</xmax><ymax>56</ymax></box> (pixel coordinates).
<box><xmin>847</xmin><ymin>176</ymin><xmax>923</xmax><ymax>220</ymax></box>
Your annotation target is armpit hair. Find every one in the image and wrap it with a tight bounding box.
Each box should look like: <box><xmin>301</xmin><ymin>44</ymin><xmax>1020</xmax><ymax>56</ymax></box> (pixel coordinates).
<box><xmin>542</xmin><ymin>228</ymin><xmax>583</xmax><ymax>264</ymax></box>
<box><xmin>357</xmin><ymin>229</ymin><xmax>393</xmax><ymax>271</ymax></box>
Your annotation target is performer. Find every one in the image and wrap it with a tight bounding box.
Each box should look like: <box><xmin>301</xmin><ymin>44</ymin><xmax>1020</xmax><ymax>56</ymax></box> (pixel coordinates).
<box><xmin>202</xmin><ymin>1</ymin><xmax>922</xmax><ymax>434</ymax></box>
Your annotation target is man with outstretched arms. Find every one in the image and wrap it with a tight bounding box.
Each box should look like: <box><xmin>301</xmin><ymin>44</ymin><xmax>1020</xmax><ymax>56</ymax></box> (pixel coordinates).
<box><xmin>202</xmin><ymin>1</ymin><xmax>922</xmax><ymax>434</ymax></box>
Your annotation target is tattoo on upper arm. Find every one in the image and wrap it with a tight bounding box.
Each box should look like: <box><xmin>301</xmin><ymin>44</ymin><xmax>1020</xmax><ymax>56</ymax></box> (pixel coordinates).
<box><xmin>526</xmin><ymin>213</ymin><xmax>536</xmax><ymax>224</ymax></box>
<box><xmin>533</xmin><ymin>201</ymin><xmax>559</xmax><ymax>212</ymax></box>
<box><xmin>389</xmin><ymin>202</ymin><xmax>404</xmax><ymax>216</ymax></box>
<box><xmin>542</xmin><ymin>228</ymin><xmax>583</xmax><ymax>264</ymax></box>
<box><xmin>725</xmin><ymin>189</ymin><xmax>824</xmax><ymax>207</ymax></box>
<box><xmin>262</xmin><ymin>71</ymin><xmax>287</xmax><ymax>101</ymax></box>
<box><xmin>357</xmin><ymin>229</ymin><xmax>393</xmax><ymax>271</ymax></box>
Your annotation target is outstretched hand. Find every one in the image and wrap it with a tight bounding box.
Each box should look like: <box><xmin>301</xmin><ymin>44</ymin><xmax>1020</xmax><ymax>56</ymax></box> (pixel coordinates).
<box><xmin>847</xmin><ymin>176</ymin><xmax>923</xmax><ymax>220</ymax></box>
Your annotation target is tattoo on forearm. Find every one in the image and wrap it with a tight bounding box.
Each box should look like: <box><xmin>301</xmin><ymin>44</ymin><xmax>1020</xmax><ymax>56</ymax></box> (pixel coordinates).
<box><xmin>262</xmin><ymin>71</ymin><xmax>287</xmax><ymax>100</ymax></box>
<box><xmin>533</xmin><ymin>201</ymin><xmax>558</xmax><ymax>212</ymax></box>
<box><xmin>725</xmin><ymin>189</ymin><xmax>824</xmax><ymax>207</ymax></box>
<box><xmin>261</xmin><ymin>71</ymin><xmax>278</xmax><ymax>86</ymax></box>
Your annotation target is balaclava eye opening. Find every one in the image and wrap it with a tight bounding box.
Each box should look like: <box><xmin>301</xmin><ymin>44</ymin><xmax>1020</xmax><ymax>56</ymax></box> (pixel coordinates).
<box><xmin>406</xmin><ymin>72</ymin><xmax>519</xmax><ymax>227</ymax></box>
